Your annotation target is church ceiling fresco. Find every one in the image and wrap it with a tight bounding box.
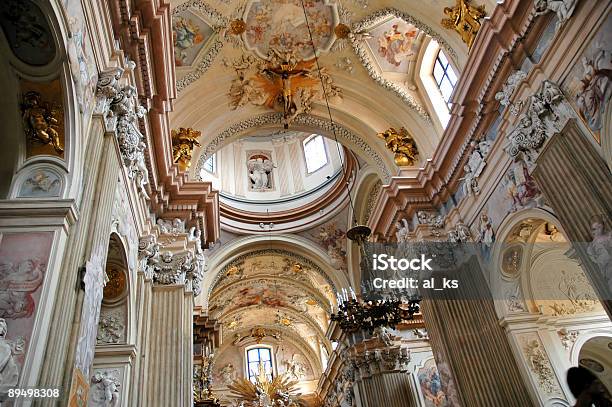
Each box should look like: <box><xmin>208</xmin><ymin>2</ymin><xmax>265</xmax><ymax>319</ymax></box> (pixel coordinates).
<box><xmin>364</xmin><ymin>18</ymin><xmax>423</xmax><ymax>74</ymax></box>
<box><xmin>242</xmin><ymin>0</ymin><xmax>337</xmax><ymax>60</ymax></box>
<box><xmin>169</xmin><ymin>0</ymin><xmax>460</xmax><ymax>124</ymax></box>
<box><xmin>173</xmin><ymin>9</ymin><xmax>216</xmax><ymax>67</ymax></box>
<box><xmin>207</xmin><ymin>251</ymin><xmax>332</xmax><ymax>353</ymax></box>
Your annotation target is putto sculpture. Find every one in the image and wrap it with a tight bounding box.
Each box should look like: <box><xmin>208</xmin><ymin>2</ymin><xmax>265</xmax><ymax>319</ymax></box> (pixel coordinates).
<box><xmin>171</xmin><ymin>127</ymin><xmax>202</xmax><ymax>171</ymax></box>
<box><xmin>377</xmin><ymin>127</ymin><xmax>419</xmax><ymax>166</ymax></box>
<box><xmin>21</xmin><ymin>91</ymin><xmax>64</xmax><ymax>155</ymax></box>
<box><xmin>441</xmin><ymin>0</ymin><xmax>486</xmax><ymax>49</ymax></box>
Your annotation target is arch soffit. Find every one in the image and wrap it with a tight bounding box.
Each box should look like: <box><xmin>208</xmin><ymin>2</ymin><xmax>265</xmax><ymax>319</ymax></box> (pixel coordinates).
<box><xmin>201</xmin><ymin>234</ymin><xmax>350</xmax><ymax>304</ymax></box>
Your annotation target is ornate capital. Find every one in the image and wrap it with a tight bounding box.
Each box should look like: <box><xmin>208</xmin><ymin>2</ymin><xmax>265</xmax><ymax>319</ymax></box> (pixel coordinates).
<box><xmin>137</xmin><ymin>235</ymin><xmax>205</xmax><ymax>295</ymax></box>
<box><xmin>346</xmin><ymin>346</ymin><xmax>411</xmax><ymax>379</ymax></box>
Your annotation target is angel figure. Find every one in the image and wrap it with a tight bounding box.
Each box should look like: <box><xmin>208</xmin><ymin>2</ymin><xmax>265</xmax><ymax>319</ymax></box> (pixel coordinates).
<box><xmin>171</xmin><ymin>127</ymin><xmax>201</xmax><ymax>170</ymax></box>
<box><xmin>534</xmin><ymin>0</ymin><xmax>578</xmax><ymax>29</ymax></box>
<box><xmin>377</xmin><ymin>127</ymin><xmax>419</xmax><ymax>166</ymax></box>
<box><xmin>247</xmin><ymin>157</ymin><xmax>275</xmax><ymax>190</ymax></box>
<box><xmin>21</xmin><ymin>91</ymin><xmax>64</xmax><ymax>154</ymax></box>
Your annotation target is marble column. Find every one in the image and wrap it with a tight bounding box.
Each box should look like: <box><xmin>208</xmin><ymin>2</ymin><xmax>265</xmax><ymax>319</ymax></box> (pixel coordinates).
<box><xmin>143</xmin><ymin>285</ymin><xmax>193</xmax><ymax>406</ymax></box>
<box><xmin>138</xmin><ymin>236</ymin><xmax>201</xmax><ymax>406</ymax></box>
<box><xmin>420</xmin><ymin>256</ymin><xmax>535</xmax><ymax>406</ymax></box>
<box><xmin>532</xmin><ymin>119</ymin><xmax>612</xmax><ymax>319</ymax></box>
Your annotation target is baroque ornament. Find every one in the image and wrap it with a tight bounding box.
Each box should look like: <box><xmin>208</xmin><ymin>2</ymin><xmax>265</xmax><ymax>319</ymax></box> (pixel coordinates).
<box><xmin>137</xmin><ymin>235</ymin><xmax>206</xmax><ymax>296</ymax></box>
<box><xmin>96</xmin><ymin>67</ymin><xmax>149</xmax><ymax>196</ymax></box>
<box><xmin>171</xmin><ymin>127</ymin><xmax>202</xmax><ymax>171</ymax></box>
<box><xmin>441</xmin><ymin>0</ymin><xmax>486</xmax><ymax>49</ymax></box>
<box><xmin>523</xmin><ymin>338</ymin><xmax>559</xmax><ymax>395</ymax></box>
<box><xmin>506</xmin><ymin>80</ymin><xmax>569</xmax><ymax>164</ymax></box>
<box><xmin>377</xmin><ymin>127</ymin><xmax>419</xmax><ymax>166</ymax></box>
<box><xmin>459</xmin><ymin>138</ymin><xmax>491</xmax><ymax>196</ymax></box>
<box><xmin>96</xmin><ymin>312</ymin><xmax>125</xmax><ymax>344</ymax></box>
<box><xmin>495</xmin><ymin>70</ymin><xmax>528</xmax><ymax>115</ymax></box>
<box><xmin>89</xmin><ymin>369</ymin><xmax>121</xmax><ymax>407</ymax></box>
<box><xmin>21</xmin><ymin>91</ymin><xmax>64</xmax><ymax>155</ymax></box>
<box><xmin>228</xmin><ymin>363</ymin><xmax>302</xmax><ymax>407</ymax></box>
<box><xmin>227</xmin><ymin>49</ymin><xmax>342</xmax><ymax>129</ymax></box>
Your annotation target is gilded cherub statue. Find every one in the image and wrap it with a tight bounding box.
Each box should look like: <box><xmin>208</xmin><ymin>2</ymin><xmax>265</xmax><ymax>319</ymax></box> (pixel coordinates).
<box><xmin>21</xmin><ymin>91</ymin><xmax>64</xmax><ymax>154</ymax></box>
<box><xmin>377</xmin><ymin>127</ymin><xmax>419</xmax><ymax>166</ymax></box>
<box><xmin>171</xmin><ymin>127</ymin><xmax>201</xmax><ymax>171</ymax></box>
<box><xmin>441</xmin><ymin>0</ymin><xmax>486</xmax><ymax>49</ymax></box>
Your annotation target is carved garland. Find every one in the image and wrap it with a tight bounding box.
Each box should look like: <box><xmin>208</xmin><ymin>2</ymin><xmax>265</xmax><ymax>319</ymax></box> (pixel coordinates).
<box><xmin>195</xmin><ymin>112</ymin><xmax>392</xmax><ymax>182</ymax></box>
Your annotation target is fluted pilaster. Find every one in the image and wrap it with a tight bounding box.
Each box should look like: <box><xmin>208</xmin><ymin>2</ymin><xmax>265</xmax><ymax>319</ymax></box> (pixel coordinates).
<box><xmin>532</xmin><ymin>119</ymin><xmax>612</xmax><ymax>319</ymax></box>
<box><xmin>421</xmin><ymin>256</ymin><xmax>534</xmax><ymax>406</ymax></box>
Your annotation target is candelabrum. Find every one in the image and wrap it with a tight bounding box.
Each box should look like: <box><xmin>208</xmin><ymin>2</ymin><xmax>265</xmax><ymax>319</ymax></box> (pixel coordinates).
<box><xmin>331</xmin><ymin>288</ymin><xmax>421</xmax><ymax>333</ymax></box>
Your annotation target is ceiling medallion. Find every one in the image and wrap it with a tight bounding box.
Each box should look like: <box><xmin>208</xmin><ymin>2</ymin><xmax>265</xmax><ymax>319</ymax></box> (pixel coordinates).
<box><xmin>242</xmin><ymin>0</ymin><xmax>339</xmax><ymax>60</ymax></box>
<box><xmin>441</xmin><ymin>0</ymin><xmax>486</xmax><ymax>49</ymax></box>
<box><xmin>228</xmin><ymin>19</ymin><xmax>246</xmax><ymax>36</ymax></box>
<box><xmin>334</xmin><ymin>23</ymin><xmax>351</xmax><ymax>39</ymax></box>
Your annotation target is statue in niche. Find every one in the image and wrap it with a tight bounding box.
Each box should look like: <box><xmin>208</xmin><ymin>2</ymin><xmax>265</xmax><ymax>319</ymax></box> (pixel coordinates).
<box><xmin>587</xmin><ymin>215</ymin><xmax>612</xmax><ymax>293</ymax></box>
<box><xmin>247</xmin><ymin>156</ymin><xmax>275</xmax><ymax>191</ymax></box>
<box><xmin>0</xmin><ymin>319</ymin><xmax>19</xmax><ymax>393</ymax></box>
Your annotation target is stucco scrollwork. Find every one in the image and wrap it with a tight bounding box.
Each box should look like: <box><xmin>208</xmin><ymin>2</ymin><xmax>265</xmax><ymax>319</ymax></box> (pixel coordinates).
<box><xmin>506</xmin><ymin>80</ymin><xmax>570</xmax><ymax>164</ymax></box>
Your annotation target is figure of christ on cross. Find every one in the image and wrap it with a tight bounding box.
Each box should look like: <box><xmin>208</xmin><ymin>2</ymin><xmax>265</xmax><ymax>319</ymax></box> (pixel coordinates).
<box><xmin>264</xmin><ymin>62</ymin><xmax>310</xmax><ymax>128</ymax></box>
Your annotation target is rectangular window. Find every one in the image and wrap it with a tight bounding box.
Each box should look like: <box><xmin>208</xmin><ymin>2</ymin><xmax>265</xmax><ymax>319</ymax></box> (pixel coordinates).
<box><xmin>433</xmin><ymin>50</ymin><xmax>458</xmax><ymax>107</ymax></box>
<box><xmin>303</xmin><ymin>135</ymin><xmax>328</xmax><ymax>173</ymax></box>
<box><xmin>246</xmin><ymin>347</ymin><xmax>273</xmax><ymax>382</ymax></box>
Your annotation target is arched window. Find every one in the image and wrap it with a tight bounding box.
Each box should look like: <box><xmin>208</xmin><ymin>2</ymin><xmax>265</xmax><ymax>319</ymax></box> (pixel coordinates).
<box><xmin>432</xmin><ymin>50</ymin><xmax>458</xmax><ymax>107</ymax></box>
<box><xmin>303</xmin><ymin>134</ymin><xmax>328</xmax><ymax>173</ymax></box>
<box><xmin>246</xmin><ymin>346</ymin><xmax>274</xmax><ymax>382</ymax></box>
